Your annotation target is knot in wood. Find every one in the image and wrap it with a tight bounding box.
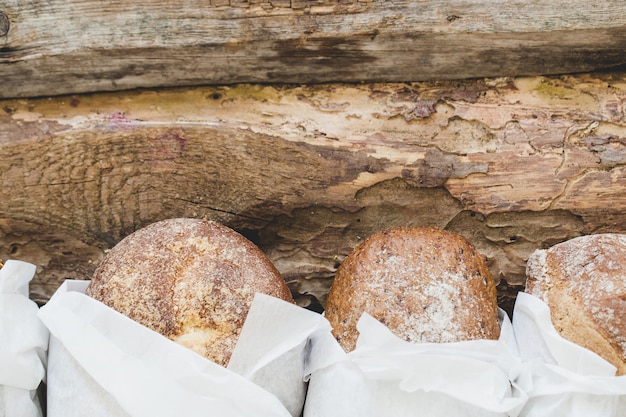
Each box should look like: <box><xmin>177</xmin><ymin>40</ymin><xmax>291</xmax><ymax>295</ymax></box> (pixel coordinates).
<box><xmin>0</xmin><ymin>12</ymin><xmax>9</xmax><ymax>37</ymax></box>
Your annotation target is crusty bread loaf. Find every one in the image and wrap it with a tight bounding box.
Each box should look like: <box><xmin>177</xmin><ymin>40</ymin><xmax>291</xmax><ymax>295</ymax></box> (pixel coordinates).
<box><xmin>324</xmin><ymin>226</ymin><xmax>500</xmax><ymax>352</ymax></box>
<box><xmin>86</xmin><ymin>218</ymin><xmax>293</xmax><ymax>366</ymax></box>
<box><xmin>525</xmin><ymin>234</ymin><xmax>626</xmax><ymax>375</ymax></box>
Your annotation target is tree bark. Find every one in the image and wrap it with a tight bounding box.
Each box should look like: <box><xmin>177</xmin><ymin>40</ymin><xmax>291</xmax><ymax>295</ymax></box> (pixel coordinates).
<box><xmin>1</xmin><ymin>0</ymin><xmax>625</xmax><ymax>98</ymax></box>
<box><xmin>2</xmin><ymin>72</ymin><xmax>626</xmax><ymax>314</ymax></box>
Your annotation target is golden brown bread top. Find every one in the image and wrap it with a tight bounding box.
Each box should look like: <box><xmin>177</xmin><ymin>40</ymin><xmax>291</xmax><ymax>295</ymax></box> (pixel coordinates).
<box><xmin>325</xmin><ymin>226</ymin><xmax>500</xmax><ymax>352</ymax></box>
<box><xmin>86</xmin><ymin>218</ymin><xmax>293</xmax><ymax>366</ymax></box>
<box><xmin>525</xmin><ymin>233</ymin><xmax>626</xmax><ymax>375</ymax></box>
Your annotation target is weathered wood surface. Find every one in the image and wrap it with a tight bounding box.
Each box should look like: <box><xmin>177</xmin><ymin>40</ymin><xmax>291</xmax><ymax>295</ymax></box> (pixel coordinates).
<box><xmin>2</xmin><ymin>72</ymin><xmax>626</xmax><ymax>314</ymax></box>
<box><xmin>1</xmin><ymin>0</ymin><xmax>626</xmax><ymax>98</ymax></box>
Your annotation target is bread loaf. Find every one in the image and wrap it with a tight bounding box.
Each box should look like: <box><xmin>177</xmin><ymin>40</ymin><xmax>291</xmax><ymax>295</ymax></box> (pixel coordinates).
<box><xmin>86</xmin><ymin>218</ymin><xmax>293</xmax><ymax>366</ymax></box>
<box><xmin>324</xmin><ymin>226</ymin><xmax>500</xmax><ymax>352</ymax></box>
<box><xmin>525</xmin><ymin>233</ymin><xmax>626</xmax><ymax>375</ymax></box>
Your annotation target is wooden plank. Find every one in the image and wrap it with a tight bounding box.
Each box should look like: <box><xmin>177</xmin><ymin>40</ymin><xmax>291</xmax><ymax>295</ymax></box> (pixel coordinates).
<box><xmin>2</xmin><ymin>72</ymin><xmax>626</xmax><ymax>314</ymax></box>
<box><xmin>1</xmin><ymin>0</ymin><xmax>625</xmax><ymax>98</ymax></box>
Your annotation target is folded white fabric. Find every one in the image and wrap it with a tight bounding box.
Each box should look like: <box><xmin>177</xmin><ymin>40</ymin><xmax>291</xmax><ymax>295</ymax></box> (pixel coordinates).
<box><xmin>228</xmin><ymin>293</ymin><xmax>335</xmax><ymax>416</ymax></box>
<box><xmin>304</xmin><ymin>309</ymin><xmax>530</xmax><ymax>417</ymax></box>
<box><xmin>39</xmin><ymin>280</ymin><xmax>329</xmax><ymax>417</ymax></box>
<box><xmin>0</xmin><ymin>260</ymin><xmax>48</xmax><ymax>417</ymax></box>
<box><xmin>512</xmin><ymin>292</ymin><xmax>626</xmax><ymax>417</ymax></box>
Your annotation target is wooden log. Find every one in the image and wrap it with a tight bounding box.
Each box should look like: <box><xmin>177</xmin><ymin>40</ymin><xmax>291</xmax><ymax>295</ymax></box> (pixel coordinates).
<box><xmin>2</xmin><ymin>72</ymin><xmax>626</xmax><ymax>315</ymax></box>
<box><xmin>1</xmin><ymin>0</ymin><xmax>626</xmax><ymax>98</ymax></box>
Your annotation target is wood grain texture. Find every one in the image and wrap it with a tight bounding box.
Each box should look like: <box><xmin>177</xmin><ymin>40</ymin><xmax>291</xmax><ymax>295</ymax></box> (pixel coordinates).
<box><xmin>2</xmin><ymin>72</ymin><xmax>626</xmax><ymax>314</ymax></box>
<box><xmin>1</xmin><ymin>0</ymin><xmax>625</xmax><ymax>98</ymax></box>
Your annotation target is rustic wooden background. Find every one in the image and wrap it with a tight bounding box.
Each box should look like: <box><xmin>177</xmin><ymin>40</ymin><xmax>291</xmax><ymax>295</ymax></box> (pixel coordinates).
<box><xmin>1</xmin><ymin>0</ymin><xmax>625</xmax><ymax>97</ymax></box>
<box><xmin>1</xmin><ymin>0</ymin><xmax>626</xmax><ymax>315</ymax></box>
<box><xmin>3</xmin><ymin>73</ymin><xmax>626</xmax><ymax>314</ymax></box>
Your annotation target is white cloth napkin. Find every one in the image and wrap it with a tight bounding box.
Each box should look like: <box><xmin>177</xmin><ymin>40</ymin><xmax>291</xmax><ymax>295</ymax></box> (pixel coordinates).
<box><xmin>512</xmin><ymin>292</ymin><xmax>626</xmax><ymax>417</ymax></box>
<box><xmin>0</xmin><ymin>260</ymin><xmax>48</xmax><ymax>417</ymax></box>
<box><xmin>39</xmin><ymin>280</ymin><xmax>328</xmax><ymax>417</ymax></box>
<box><xmin>228</xmin><ymin>293</ymin><xmax>335</xmax><ymax>416</ymax></box>
<box><xmin>304</xmin><ymin>309</ymin><xmax>529</xmax><ymax>417</ymax></box>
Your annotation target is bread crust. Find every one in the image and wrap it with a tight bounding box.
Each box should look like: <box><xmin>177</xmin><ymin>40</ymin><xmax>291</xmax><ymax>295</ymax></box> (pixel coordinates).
<box><xmin>525</xmin><ymin>233</ymin><xmax>626</xmax><ymax>375</ymax></box>
<box><xmin>325</xmin><ymin>226</ymin><xmax>500</xmax><ymax>352</ymax></box>
<box><xmin>86</xmin><ymin>218</ymin><xmax>293</xmax><ymax>366</ymax></box>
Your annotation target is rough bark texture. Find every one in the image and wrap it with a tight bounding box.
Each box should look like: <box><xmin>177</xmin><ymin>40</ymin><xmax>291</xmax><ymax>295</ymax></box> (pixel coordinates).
<box><xmin>1</xmin><ymin>0</ymin><xmax>625</xmax><ymax>98</ymax></box>
<box><xmin>2</xmin><ymin>72</ymin><xmax>626</xmax><ymax>315</ymax></box>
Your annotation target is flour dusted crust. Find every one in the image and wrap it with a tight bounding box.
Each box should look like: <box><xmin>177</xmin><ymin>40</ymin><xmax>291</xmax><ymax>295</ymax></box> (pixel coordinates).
<box><xmin>86</xmin><ymin>218</ymin><xmax>293</xmax><ymax>366</ymax></box>
<box><xmin>324</xmin><ymin>226</ymin><xmax>500</xmax><ymax>352</ymax></box>
<box><xmin>525</xmin><ymin>234</ymin><xmax>626</xmax><ymax>375</ymax></box>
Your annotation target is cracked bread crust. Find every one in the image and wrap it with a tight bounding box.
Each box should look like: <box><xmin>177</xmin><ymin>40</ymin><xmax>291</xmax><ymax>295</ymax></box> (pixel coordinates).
<box><xmin>525</xmin><ymin>234</ymin><xmax>626</xmax><ymax>375</ymax></box>
<box><xmin>86</xmin><ymin>218</ymin><xmax>293</xmax><ymax>366</ymax></box>
<box><xmin>325</xmin><ymin>226</ymin><xmax>500</xmax><ymax>352</ymax></box>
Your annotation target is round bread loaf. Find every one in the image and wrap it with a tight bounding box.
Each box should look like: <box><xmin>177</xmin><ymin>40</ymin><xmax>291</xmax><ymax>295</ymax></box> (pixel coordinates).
<box><xmin>86</xmin><ymin>218</ymin><xmax>293</xmax><ymax>366</ymax></box>
<box><xmin>525</xmin><ymin>233</ymin><xmax>626</xmax><ymax>375</ymax></box>
<box><xmin>324</xmin><ymin>226</ymin><xmax>500</xmax><ymax>352</ymax></box>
